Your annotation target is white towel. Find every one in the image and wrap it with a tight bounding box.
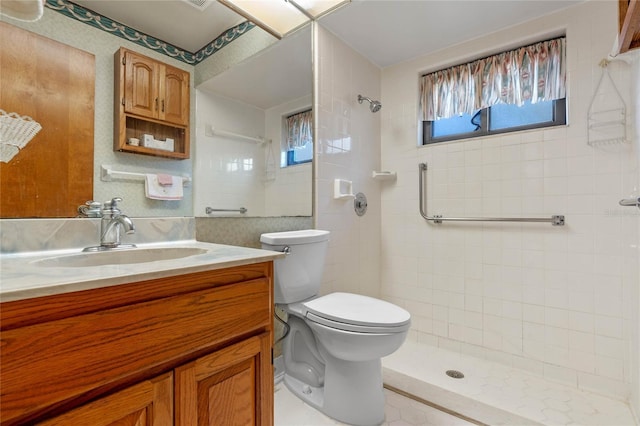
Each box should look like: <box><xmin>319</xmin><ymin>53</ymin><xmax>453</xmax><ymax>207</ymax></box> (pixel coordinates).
<box><xmin>145</xmin><ymin>174</ymin><xmax>183</xmax><ymax>200</ymax></box>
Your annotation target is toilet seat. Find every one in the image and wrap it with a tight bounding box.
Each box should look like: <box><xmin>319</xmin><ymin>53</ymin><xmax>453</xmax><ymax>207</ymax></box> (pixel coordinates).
<box><xmin>300</xmin><ymin>292</ymin><xmax>411</xmax><ymax>334</ymax></box>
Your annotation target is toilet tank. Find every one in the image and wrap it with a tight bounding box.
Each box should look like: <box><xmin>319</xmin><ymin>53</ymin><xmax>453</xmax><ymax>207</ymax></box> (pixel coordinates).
<box><xmin>260</xmin><ymin>230</ymin><xmax>330</xmax><ymax>304</ymax></box>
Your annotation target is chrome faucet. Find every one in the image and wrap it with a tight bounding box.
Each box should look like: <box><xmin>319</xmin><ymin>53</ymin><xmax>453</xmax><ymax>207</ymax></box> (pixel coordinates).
<box><xmin>84</xmin><ymin>197</ymin><xmax>136</xmax><ymax>252</ymax></box>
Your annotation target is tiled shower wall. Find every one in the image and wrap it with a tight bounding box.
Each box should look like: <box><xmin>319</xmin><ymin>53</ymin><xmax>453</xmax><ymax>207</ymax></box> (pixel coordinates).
<box><xmin>379</xmin><ymin>0</ymin><xmax>639</xmax><ymax>405</ymax></box>
<box><xmin>314</xmin><ymin>24</ymin><xmax>382</xmax><ymax>299</ymax></box>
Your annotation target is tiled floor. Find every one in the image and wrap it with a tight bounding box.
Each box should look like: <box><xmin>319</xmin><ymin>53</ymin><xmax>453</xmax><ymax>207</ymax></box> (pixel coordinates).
<box><xmin>382</xmin><ymin>340</ymin><xmax>637</xmax><ymax>426</ymax></box>
<box><xmin>275</xmin><ymin>383</ymin><xmax>476</xmax><ymax>426</ymax></box>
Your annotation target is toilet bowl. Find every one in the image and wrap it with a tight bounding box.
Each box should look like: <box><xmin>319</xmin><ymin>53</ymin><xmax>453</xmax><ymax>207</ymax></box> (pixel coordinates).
<box><xmin>261</xmin><ymin>230</ymin><xmax>411</xmax><ymax>426</ymax></box>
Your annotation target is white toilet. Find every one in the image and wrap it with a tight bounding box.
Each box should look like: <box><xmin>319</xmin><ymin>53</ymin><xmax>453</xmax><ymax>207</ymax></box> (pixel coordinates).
<box><xmin>261</xmin><ymin>229</ymin><xmax>410</xmax><ymax>426</ymax></box>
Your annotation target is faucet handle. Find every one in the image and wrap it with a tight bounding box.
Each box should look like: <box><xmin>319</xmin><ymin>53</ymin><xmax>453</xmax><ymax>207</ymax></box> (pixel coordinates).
<box><xmin>78</xmin><ymin>200</ymin><xmax>102</xmax><ymax>217</ymax></box>
<box><xmin>103</xmin><ymin>197</ymin><xmax>123</xmax><ymax>212</ymax></box>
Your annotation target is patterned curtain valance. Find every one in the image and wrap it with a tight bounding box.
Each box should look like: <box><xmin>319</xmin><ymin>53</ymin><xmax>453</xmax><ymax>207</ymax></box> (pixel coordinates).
<box><xmin>286</xmin><ymin>109</ymin><xmax>313</xmax><ymax>150</ymax></box>
<box><xmin>420</xmin><ymin>37</ymin><xmax>566</xmax><ymax>121</ymax></box>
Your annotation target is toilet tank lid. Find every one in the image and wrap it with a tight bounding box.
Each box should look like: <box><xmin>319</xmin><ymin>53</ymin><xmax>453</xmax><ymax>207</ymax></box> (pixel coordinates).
<box><xmin>260</xmin><ymin>229</ymin><xmax>330</xmax><ymax>245</ymax></box>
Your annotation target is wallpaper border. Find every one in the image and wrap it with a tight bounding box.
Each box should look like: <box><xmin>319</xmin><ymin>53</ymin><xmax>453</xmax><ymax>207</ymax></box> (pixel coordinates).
<box><xmin>46</xmin><ymin>0</ymin><xmax>255</xmax><ymax>65</ymax></box>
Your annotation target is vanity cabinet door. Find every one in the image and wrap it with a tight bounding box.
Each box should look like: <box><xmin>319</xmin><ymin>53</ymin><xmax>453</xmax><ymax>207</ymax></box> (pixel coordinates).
<box><xmin>37</xmin><ymin>373</ymin><xmax>173</xmax><ymax>426</ymax></box>
<box><xmin>123</xmin><ymin>50</ymin><xmax>159</xmax><ymax>120</ymax></box>
<box><xmin>175</xmin><ymin>332</ymin><xmax>273</xmax><ymax>426</ymax></box>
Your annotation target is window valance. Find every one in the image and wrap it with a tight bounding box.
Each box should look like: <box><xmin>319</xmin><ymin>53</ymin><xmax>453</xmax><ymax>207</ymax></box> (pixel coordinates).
<box><xmin>286</xmin><ymin>109</ymin><xmax>313</xmax><ymax>150</ymax></box>
<box><xmin>420</xmin><ymin>37</ymin><xmax>566</xmax><ymax>121</ymax></box>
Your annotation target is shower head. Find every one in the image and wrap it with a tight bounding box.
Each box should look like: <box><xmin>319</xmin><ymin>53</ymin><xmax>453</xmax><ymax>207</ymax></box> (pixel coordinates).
<box><xmin>357</xmin><ymin>94</ymin><xmax>382</xmax><ymax>113</ymax></box>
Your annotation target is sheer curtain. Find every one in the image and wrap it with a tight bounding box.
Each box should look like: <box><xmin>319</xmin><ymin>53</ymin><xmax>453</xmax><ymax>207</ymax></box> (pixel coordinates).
<box><xmin>420</xmin><ymin>37</ymin><xmax>566</xmax><ymax>121</ymax></box>
<box><xmin>286</xmin><ymin>109</ymin><xmax>313</xmax><ymax>150</ymax></box>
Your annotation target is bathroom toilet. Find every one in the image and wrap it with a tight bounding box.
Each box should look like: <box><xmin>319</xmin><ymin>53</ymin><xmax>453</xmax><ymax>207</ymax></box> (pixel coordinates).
<box><xmin>261</xmin><ymin>229</ymin><xmax>410</xmax><ymax>426</ymax></box>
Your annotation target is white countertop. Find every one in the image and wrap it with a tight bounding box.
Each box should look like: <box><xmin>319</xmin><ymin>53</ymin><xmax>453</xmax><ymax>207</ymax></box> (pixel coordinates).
<box><xmin>0</xmin><ymin>240</ymin><xmax>283</xmax><ymax>302</ymax></box>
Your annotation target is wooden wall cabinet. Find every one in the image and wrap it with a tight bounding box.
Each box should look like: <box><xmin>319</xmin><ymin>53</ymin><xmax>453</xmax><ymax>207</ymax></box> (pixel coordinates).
<box><xmin>114</xmin><ymin>48</ymin><xmax>190</xmax><ymax>159</ymax></box>
<box><xmin>0</xmin><ymin>262</ymin><xmax>274</xmax><ymax>425</ymax></box>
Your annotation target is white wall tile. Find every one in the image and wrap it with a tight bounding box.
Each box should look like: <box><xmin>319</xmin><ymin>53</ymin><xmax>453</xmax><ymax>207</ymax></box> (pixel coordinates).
<box><xmin>316</xmin><ymin>25</ymin><xmax>382</xmax><ymax>299</ymax></box>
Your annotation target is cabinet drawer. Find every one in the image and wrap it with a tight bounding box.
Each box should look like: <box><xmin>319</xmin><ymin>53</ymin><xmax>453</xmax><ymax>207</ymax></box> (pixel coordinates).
<box><xmin>1</xmin><ymin>278</ymin><xmax>270</xmax><ymax>425</ymax></box>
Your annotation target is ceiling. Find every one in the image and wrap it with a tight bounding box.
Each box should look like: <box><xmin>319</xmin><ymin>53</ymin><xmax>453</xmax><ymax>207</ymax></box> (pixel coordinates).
<box><xmin>72</xmin><ymin>0</ymin><xmax>584</xmax><ymax>68</ymax></box>
<box><xmin>319</xmin><ymin>0</ymin><xmax>584</xmax><ymax>68</ymax></box>
<box><xmin>198</xmin><ymin>25</ymin><xmax>312</xmax><ymax>110</ymax></box>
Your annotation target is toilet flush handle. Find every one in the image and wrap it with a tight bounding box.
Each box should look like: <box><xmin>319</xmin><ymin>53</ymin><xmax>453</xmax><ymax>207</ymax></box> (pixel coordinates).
<box><xmin>282</xmin><ymin>246</ymin><xmax>291</xmax><ymax>255</ymax></box>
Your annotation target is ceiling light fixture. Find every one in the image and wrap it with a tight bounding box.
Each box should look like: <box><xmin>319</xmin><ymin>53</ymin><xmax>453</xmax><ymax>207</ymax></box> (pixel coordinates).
<box><xmin>0</xmin><ymin>0</ymin><xmax>45</xmax><ymax>22</ymax></box>
<box><xmin>218</xmin><ymin>0</ymin><xmax>350</xmax><ymax>39</ymax></box>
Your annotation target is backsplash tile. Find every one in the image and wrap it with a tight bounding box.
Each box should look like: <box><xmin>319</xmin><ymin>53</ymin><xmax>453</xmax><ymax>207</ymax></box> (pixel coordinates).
<box><xmin>195</xmin><ymin>217</ymin><xmax>313</xmax><ymax>248</ymax></box>
<box><xmin>0</xmin><ymin>217</ymin><xmax>194</xmax><ymax>254</ymax></box>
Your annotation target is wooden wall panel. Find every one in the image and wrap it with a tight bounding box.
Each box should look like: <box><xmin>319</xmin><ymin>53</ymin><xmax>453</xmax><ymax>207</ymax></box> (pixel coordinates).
<box><xmin>0</xmin><ymin>22</ymin><xmax>94</xmax><ymax>218</ymax></box>
<box><xmin>619</xmin><ymin>0</ymin><xmax>640</xmax><ymax>52</ymax></box>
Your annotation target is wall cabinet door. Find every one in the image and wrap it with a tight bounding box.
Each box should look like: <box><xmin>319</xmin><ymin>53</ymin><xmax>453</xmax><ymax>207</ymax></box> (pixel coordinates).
<box><xmin>37</xmin><ymin>373</ymin><xmax>173</xmax><ymax>426</ymax></box>
<box><xmin>160</xmin><ymin>64</ymin><xmax>190</xmax><ymax>126</ymax></box>
<box><xmin>175</xmin><ymin>333</ymin><xmax>273</xmax><ymax>426</ymax></box>
<box><xmin>123</xmin><ymin>50</ymin><xmax>159</xmax><ymax>119</ymax></box>
<box><xmin>123</xmin><ymin>50</ymin><xmax>189</xmax><ymax>126</ymax></box>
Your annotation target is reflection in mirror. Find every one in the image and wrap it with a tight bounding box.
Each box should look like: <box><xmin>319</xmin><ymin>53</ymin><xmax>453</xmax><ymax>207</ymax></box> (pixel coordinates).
<box><xmin>0</xmin><ymin>22</ymin><xmax>95</xmax><ymax>218</ymax></box>
<box><xmin>194</xmin><ymin>24</ymin><xmax>312</xmax><ymax>217</ymax></box>
<box><xmin>0</xmin><ymin>2</ymin><xmax>313</xmax><ymax>219</ymax></box>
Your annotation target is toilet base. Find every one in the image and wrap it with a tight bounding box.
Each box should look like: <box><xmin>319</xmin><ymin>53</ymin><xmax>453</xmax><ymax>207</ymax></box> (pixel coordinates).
<box><xmin>274</xmin><ymin>355</ymin><xmax>285</xmax><ymax>385</ymax></box>
<box><xmin>283</xmin><ymin>358</ymin><xmax>385</xmax><ymax>426</ymax></box>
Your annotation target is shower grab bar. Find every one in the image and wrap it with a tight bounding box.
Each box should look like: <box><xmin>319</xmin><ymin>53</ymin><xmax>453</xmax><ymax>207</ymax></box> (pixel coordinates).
<box><xmin>205</xmin><ymin>207</ymin><xmax>247</xmax><ymax>214</ymax></box>
<box><xmin>418</xmin><ymin>163</ymin><xmax>565</xmax><ymax>226</ymax></box>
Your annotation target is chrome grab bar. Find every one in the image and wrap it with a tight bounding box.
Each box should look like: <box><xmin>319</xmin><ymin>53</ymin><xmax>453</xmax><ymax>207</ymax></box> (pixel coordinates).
<box><xmin>619</xmin><ymin>197</ymin><xmax>640</xmax><ymax>209</ymax></box>
<box><xmin>418</xmin><ymin>163</ymin><xmax>565</xmax><ymax>226</ymax></box>
<box><xmin>205</xmin><ymin>207</ymin><xmax>247</xmax><ymax>214</ymax></box>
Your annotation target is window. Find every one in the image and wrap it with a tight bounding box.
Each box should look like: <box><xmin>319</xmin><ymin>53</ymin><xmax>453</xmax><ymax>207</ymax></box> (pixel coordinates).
<box><xmin>284</xmin><ymin>109</ymin><xmax>313</xmax><ymax>166</ymax></box>
<box><xmin>424</xmin><ymin>99</ymin><xmax>566</xmax><ymax>144</ymax></box>
<box><xmin>419</xmin><ymin>37</ymin><xmax>566</xmax><ymax>145</ymax></box>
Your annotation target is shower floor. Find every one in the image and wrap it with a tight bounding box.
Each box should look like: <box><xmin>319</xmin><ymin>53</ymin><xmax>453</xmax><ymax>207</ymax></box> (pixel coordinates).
<box><xmin>382</xmin><ymin>340</ymin><xmax>637</xmax><ymax>425</ymax></box>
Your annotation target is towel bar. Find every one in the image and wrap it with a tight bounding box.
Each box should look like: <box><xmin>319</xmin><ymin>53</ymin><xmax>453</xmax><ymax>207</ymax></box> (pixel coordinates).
<box><xmin>101</xmin><ymin>165</ymin><xmax>191</xmax><ymax>186</ymax></box>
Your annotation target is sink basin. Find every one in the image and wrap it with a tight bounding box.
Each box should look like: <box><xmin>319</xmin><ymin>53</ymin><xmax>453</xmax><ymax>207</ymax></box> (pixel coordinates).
<box><xmin>32</xmin><ymin>247</ymin><xmax>208</xmax><ymax>268</ymax></box>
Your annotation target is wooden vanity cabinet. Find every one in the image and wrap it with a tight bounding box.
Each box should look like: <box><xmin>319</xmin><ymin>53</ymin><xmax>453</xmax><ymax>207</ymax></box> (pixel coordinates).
<box><xmin>114</xmin><ymin>47</ymin><xmax>190</xmax><ymax>159</ymax></box>
<box><xmin>0</xmin><ymin>262</ymin><xmax>274</xmax><ymax>425</ymax></box>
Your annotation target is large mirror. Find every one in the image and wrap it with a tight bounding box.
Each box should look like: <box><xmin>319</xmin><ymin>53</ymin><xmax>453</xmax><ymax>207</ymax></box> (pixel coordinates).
<box><xmin>0</xmin><ymin>2</ymin><xmax>312</xmax><ymax>219</ymax></box>
<box><xmin>193</xmin><ymin>24</ymin><xmax>313</xmax><ymax>217</ymax></box>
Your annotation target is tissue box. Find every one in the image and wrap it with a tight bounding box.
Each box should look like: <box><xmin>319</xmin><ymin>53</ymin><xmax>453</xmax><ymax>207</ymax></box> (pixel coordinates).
<box><xmin>141</xmin><ymin>134</ymin><xmax>174</xmax><ymax>151</ymax></box>
<box><xmin>142</xmin><ymin>134</ymin><xmax>154</xmax><ymax>146</ymax></box>
<box><xmin>151</xmin><ymin>138</ymin><xmax>174</xmax><ymax>152</ymax></box>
